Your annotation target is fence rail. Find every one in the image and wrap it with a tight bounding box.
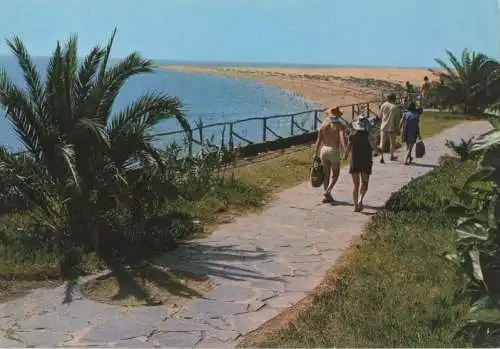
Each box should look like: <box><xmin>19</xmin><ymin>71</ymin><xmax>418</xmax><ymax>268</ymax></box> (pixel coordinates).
<box><xmin>8</xmin><ymin>94</ymin><xmax>409</xmax><ymax>158</ymax></box>
<box><xmin>153</xmin><ymin>97</ymin><xmax>403</xmax><ymax>156</ymax></box>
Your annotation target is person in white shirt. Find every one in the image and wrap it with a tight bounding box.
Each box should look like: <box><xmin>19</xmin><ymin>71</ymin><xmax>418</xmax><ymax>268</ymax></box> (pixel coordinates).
<box><xmin>378</xmin><ymin>93</ymin><xmax>401</xmax><ymax>163</ymax></box>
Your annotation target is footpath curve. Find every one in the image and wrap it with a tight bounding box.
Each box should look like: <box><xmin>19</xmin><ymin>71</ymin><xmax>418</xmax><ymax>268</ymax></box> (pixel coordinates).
<box><xmin>0</xmin><ymin>121</ymin><xmax>492</xmax><ymax>348</ymax></box>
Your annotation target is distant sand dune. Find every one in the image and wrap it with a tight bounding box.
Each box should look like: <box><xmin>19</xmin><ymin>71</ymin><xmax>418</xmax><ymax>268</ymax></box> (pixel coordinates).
<box><xmin>162</xmin><ymin>66</ymin><xmax>435</xmax><ymax>119</ymax></box>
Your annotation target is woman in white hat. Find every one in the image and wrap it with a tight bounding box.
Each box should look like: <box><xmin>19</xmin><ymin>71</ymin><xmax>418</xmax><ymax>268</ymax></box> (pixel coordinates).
<box><xmin>343</xmin><ymin>116</ymin><xmax>379</xmax><ymax>212</ymax></box>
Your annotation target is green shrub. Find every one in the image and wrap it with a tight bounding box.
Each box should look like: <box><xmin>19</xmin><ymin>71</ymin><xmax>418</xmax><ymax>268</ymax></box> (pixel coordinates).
<box><xmin>445</xmin><ymin>137</ymin><xmax>475</xmax><ymax>161</ymax></box>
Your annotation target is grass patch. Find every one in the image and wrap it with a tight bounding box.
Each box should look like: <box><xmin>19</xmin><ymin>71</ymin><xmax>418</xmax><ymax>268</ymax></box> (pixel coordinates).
<box><xmin>243</xmin><ymin>155</ymin><xmax>477</xmax><ymax>348</ymax></box>
<box><xmin>0</xmin><ymin>111</ymin><xmax>471</xmax><ymax>303</ymax></box>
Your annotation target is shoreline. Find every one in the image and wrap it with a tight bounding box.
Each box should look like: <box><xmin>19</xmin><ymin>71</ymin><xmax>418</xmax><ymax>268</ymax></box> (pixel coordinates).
<box><xmin>162</xmin><ymin>65</ymin><xmax>432</xmax><ymax>119</ymax></box>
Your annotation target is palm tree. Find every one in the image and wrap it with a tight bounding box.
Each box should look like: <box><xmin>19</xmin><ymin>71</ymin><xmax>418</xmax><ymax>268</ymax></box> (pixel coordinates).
<box><xmin>0</xmin><ymin>29</ymin><xmax>189</xmax><ymax>270</ymax></box>
<box><xmin>434</xmin><ymin>49</ymin><xmax>500</xmax><ymax>114</ymax></box>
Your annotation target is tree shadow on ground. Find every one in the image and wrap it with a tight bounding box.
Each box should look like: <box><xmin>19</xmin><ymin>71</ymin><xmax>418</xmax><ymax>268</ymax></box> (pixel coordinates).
<box><xmin>153</xmin><ymin>243</ymin><xmax>283</xmax><ymax>283</ymax></box>
<box><xmin>64</xmin><ymin>244</ymin><xmax>277</xmax><ymax>305</ymax></box>
<box><xmin>109</xmin><ymin>263</ymin><xmax>205</xmax><ymax>304</ymax></box>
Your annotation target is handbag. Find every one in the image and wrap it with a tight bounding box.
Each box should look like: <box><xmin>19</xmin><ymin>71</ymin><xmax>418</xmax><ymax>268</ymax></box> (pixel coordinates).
<box><xmin>415</xmin><ymin>140</ymin><xmax>425</xmax><ymax>158</ymax></box>
<box><xmin>310</xmin><ymin>157</ymin><xmax>324</xmax><ymax>188</ymax></box>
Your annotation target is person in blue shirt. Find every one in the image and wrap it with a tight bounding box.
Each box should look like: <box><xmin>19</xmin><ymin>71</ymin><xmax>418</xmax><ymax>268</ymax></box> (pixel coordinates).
<box><xmin>399</xmin><ymin>101</ymin><xmax>422</xmax><ymax>165</ymax></box>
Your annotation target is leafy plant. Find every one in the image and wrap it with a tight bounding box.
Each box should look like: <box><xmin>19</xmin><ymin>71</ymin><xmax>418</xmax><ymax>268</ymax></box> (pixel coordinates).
<box><xmin>0</xmin><ymin>29</ymin><xmax>190</xmax><ymax>277</ymax></box>
<box><xmin>445</xmin><ymin>166</ymin><xmax>500</xmax><ymax>347</ymax></box>
<box><xmin>446</xmin><ymin>137</ymin><xmax>475</xmax><ymax>161</ymax></box>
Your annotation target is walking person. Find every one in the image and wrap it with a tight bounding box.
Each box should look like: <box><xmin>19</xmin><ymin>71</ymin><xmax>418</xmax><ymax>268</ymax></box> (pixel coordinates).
<box><xmin>343</xmin><ymin>116</ymin><xmax>379</xmax><ymax>212</ymax></box>
<box><xmin>400</xmin><ymin>101</ymin><xmax>422</xmax><ymax>165</ymax></box>
<box><xmin>403</xmin><ymin>81</ymin><xmax>416</xmax><ymax>107</ymax></box>
<box><xmin>379</xmin><ymin>93</ymin><xmax>401</xmax><ymax>163</ymax></box>
<box><xmin>420</xmin><ymin>76</ymin><xmax>431</xmax><ymax>107</ymax></box>
<box><xmin>314</xmin><ymin>107</ymin><xmax>347</xmax><ymax>203</ymax></box>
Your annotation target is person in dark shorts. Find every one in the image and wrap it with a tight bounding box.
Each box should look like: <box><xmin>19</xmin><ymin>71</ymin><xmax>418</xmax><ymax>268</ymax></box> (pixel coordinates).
<box><xmin>343</xmin><ymin>116</ymin><xmax>379</xmax><ymax>212</ymax></box>
<box><xmin>400</xmin><ymin>101</ymin><xmax>422</xmax><ymax>165</ymax></box>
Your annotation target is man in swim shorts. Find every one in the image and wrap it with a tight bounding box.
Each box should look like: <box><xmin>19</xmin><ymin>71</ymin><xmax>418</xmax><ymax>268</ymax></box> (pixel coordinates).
<box><xmin>314</xmin><ymin>107</ymin><xmax>347</xmax><ymax>203</ymax></box>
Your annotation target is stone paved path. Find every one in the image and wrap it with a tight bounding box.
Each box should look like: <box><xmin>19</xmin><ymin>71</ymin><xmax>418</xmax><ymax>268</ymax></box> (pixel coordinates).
<box><xmin>0</xmin><ymin>121</ymin><xmax>491</xmax><ymax>348</ymax></box>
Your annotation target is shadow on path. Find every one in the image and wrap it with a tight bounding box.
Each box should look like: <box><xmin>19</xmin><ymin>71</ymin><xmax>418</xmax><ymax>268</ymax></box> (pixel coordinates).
<box><xmin>108</xmin><ymin>263</ymin><xmax>205</xmax><ymax>304</ymax></box>
<box><xmin>364</xmin><ymin>204</ymin><xmax>384</xmax><ymax>210</ymax></box>
<box><xmin>411</xmin><ymin>162</ymin><xmax>436</xmax><ymax>169</ymax></box>
<box><xmin>61</xmin><ymin>244</ymin><xmax>277</xmax><ymax>305</ymax></box>
<box><xmin>330</xmin><ymin>200</ymin><xmax>353</xmax><ymax>207</ymax></box>
<box><xmin>154</xmin><ymin>243</ymin><xmax>283</xmax><ymax>283</ymax></box>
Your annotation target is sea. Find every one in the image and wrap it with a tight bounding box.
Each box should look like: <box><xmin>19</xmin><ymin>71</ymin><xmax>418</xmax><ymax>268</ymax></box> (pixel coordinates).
<box><xmin>0</xmin><ymin>56</ymin><xmax>322</xmax><ymax>153</ymax></box>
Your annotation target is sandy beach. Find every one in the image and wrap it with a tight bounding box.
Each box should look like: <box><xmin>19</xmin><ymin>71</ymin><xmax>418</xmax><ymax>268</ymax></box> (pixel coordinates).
<box><xmin>163</xmin><ymin>65</ymin><xmax>434</xmax><ymax>119</ymax></box>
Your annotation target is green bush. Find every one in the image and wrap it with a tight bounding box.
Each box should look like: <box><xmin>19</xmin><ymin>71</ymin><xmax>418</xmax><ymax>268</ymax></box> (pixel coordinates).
<box><xmin>442</xmin><ymin>122</ymin><xmax>500</xmax><ymax>346</ymax></box>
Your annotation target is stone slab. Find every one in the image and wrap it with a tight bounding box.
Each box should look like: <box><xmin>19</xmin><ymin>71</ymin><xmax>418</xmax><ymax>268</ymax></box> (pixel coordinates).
<box><xmin>83</xmin><ymin>320</ymin><xmax>153</xmax><ymax>343</ymax></box>
<box><xmin>150</xmin><ymin>331</ymin><xmax>202</xmax><ymax>347</ymax></box>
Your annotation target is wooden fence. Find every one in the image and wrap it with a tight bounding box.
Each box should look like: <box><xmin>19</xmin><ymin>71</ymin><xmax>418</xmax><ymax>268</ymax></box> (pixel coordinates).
<box><xmin>153</xmin><ymin>98</ymin><xmax>391</xmax><ymax>157</ymax></box>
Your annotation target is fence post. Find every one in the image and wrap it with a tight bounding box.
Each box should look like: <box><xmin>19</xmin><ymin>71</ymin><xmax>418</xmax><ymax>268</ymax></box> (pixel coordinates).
<box><xmin>262</xmin><ymin>118</ymin><xmax>267</xmax><ymax>142</ymax></box>
<box><xmin>229</xmin><ymin>122</ymin><xmax>234</xmax><ymax>151</ymax></box>
<box><xmin>198</xmin><ymin>127</ymin><xmax>203</xmax><ymax>146</ymax></box>
<box><xmin>290</xmin><ymin>115</ymin><xmax>294</xmax><ymax>136</ymax></box>
<box><xmin>313</xmin><ymin>110</ymin><xmax>318</xmax><ymax>130</ymax></box>
<box><xmin>188</xmin><ymin>130</ymin><xmax>193</xmax><ymax>157</ymax></box>
<box><xmin>351</xmin><ymin>105</ymin><xmax>355</xmax><ymax>119</ymax></box>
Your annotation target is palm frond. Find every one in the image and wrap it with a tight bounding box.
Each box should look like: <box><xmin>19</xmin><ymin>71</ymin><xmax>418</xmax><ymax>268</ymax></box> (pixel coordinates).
<box><xmin>74</xmin><ymin>117</ymin><xmax>110</xmax><ymax>148</ymax></box>
<box><xmin>472</xmin><ymin>130</ymin><xmax>500</xmax><ymax>151</ymax></box>
<box><xmin>98</xmin><ymin>28</ymin><xmax>117</xmax><ymax>82</ymax></box>
<box><xmin>74</xmin><ymin>46</ymin><xmax>105</xmax><ymax>106</ymax></box>
<box><xmin>61</xmin><ymin>34</ymin><xmax>78</xmax><ymax>129</ymax></box>
<box><xmin>54</xmin><ymin>141</ymin><xmax>80</xmax><ymax>192</ymax></box>
<box><xmin>5</xmin><ymin>37</ymin><xmax>45</xmax><ymax>117</ymax></box>
<box><xmin>45</xmin><ymin>42</ymin><xmax>65</xmax><ymax>128</ymax></box>
<box><xmin>435</xmin><ymin>55</ymin><xmax>458</xmax><ymax>80</ymax></box>
<box><xmin>93</xmin><ymin>52</ymin><xmax>155</xmax><ymax>124</ymax></box>
<box><xmin>0</xmin><ymin>70</ymin><xmax>46</xmax><ymax>159</ymax></box>
<box><xmin>0</xmin><ymin>145</ymin><xmax>17</xmax><ymax>171</ymax></box>
<box><xmin>109</xmin><ymin>92</ymin><xmax>186</xmax><ymax>137</ymax></box>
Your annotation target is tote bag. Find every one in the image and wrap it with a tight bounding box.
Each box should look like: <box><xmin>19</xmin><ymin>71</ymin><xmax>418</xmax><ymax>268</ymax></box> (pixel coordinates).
<box><xmin>310</xmin><ymin>158</ymin><xmax>324</xmax><ymax>188</ymax></box>
<box><xmin>415</xmin><ymin>140</ymin><xmax>425</xmax><ymax>158</ymax></box>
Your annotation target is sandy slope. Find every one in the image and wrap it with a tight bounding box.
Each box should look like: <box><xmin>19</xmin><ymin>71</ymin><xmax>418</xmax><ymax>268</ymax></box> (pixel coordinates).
<box><xmin>162</xmin><ymin>66</ymin><xmax>434</xmax><ymax>119</ymax></box>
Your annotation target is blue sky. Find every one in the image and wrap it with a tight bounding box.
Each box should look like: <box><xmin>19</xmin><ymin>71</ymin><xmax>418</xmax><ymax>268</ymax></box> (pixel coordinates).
<box><xmin>1</xmin><ymin>0</ymin><xmax>499</xmax><ymax>67</ymax></box>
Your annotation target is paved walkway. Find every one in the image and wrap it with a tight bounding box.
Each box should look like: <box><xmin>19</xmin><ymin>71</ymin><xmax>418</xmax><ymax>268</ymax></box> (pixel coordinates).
<box><xmin>0</xmin><ymin>121</ymin><xmax>491</xmax><ymax>348</ymax></box>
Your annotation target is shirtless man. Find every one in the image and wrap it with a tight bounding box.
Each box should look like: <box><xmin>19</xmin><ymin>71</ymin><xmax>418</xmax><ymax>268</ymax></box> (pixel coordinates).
<box><xmin>314</xmin><ymin>107</ymin><xmax>347</xmax><ymax>203</ymax></box>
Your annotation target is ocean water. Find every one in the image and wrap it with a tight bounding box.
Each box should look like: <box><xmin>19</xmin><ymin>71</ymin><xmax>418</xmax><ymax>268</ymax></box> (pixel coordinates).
<box><xmin>0</xmin><ymin>56</ymin><xmax>321</xmax><ymax>152</ymax></box>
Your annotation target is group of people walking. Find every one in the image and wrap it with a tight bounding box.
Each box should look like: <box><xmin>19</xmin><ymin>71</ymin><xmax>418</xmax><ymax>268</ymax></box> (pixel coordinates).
<box><xmin>313</xmin><ymin>92</ymin><xmax>423</xmax><ymax>212</ymax></box>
